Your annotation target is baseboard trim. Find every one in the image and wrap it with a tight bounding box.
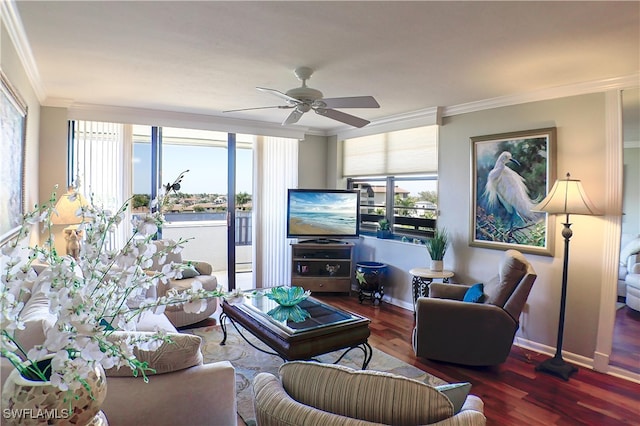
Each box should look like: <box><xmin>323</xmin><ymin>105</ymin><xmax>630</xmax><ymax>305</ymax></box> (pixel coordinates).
<box><xmin>513</xmin><ymin>337</ymin><xmax>594</xmax><ymax>370</ymax></box>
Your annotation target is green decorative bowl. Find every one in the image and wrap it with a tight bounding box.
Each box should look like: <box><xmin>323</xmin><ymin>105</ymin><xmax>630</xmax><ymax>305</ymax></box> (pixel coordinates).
<box><xmin>265</xmin><ymin>286</ymin><xmax>311</xmax><ymax>307</ymax></box>
<box><xmin>267</xmin><ymin>305</ymin><xmax>311</xmax><ymax>323</ymax></box>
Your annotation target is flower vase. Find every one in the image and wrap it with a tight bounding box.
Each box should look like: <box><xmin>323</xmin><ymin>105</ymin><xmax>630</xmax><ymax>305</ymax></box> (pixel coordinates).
<box><xmin>430</xmin><ymin>260</ymin><xmax>443</xmax><ymax>272</ymax></box>
<box><xmin>1</xmin><ymin>355</ymin><xmax>108</xmax><ymax>426</ymax></box>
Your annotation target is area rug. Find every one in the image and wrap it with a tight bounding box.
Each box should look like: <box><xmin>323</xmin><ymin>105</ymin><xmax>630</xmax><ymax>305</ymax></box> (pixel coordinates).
<box><xmin>183</xmin><ymin>324</ymin><xmax>447</xmax><ymax>424</ymax></box>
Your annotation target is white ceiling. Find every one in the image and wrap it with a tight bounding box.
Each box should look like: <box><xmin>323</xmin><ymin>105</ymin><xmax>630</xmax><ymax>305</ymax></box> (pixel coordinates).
<box><xmin>10</xmin><ymin>1</ymin><xmax>640</xmax><ymax>133</ymax></box>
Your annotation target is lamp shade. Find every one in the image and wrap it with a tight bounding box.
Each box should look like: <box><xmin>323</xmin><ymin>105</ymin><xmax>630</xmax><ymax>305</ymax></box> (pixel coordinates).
<box><xmin>533</xmin><ymin>173</ymin><xmax>601</xmax><ymax>216</ymax></box>
<box><xmin>51</xmin><ymin>188</ymin><xmax>89</xmax><ymax>225</ymax></box>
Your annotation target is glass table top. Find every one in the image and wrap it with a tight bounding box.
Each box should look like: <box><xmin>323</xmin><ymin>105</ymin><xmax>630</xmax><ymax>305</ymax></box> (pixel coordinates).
<box><xmin>232</xmin><ymin>290</ymin><xmax>362</xmax><ymax>335</ymax></box>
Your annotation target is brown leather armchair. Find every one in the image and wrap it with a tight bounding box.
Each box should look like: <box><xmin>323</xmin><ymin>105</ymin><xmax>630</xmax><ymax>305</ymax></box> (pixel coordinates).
<box><xmin>413</xmin><ymin>249</ymin><xmax>537</xmax><ymax>366</ymax></box>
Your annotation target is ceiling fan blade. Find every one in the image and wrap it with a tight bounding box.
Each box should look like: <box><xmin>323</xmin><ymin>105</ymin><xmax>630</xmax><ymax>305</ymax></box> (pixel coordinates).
<box><xmin>283</xmin><ymin>108</ymin><xmax>305</xmax><ymax>125</ymax></box>
<box><xmin>223</xmin><ymin>105</ymin><xmax>292</xmax><ymax>113</ymax></box>
<box><xmin>315</xmin><ymin>108</ymin><xmax>370</xmax><ymax>128</ymax></box>
<box><xmin>256</xmin><ymin>87</ymin><xmax>300</xmax><ymax>105</ymax></box>
<box><xmin>317</xmin><ymin>96</ymin><xmax>380</xmax><ymax>109</ymax></box>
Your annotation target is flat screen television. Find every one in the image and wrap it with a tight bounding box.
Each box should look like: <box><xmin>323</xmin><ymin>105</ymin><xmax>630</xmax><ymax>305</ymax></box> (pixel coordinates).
<box><xmin>286</xmin><ymin>189</ymin><xmax>360</xmax><ymax>241</ymax></box>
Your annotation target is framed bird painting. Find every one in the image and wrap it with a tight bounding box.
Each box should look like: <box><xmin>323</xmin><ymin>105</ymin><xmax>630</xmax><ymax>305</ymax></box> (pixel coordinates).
<box><xmin>470</xmin><ymin>127</ymin><xmax>556</xmax><ymax>256</ymax></box>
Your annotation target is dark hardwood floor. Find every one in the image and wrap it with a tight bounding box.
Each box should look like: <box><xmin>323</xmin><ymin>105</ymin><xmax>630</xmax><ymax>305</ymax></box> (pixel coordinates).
<box><xmin>611</xmin><ymin>305</ymin><xmax>640</xmax><ymax>374</ymax></box>
<box><xmin>315</xmin><ymin>294</ymin><xmax>640</xmax><ymax>425</ymax></box>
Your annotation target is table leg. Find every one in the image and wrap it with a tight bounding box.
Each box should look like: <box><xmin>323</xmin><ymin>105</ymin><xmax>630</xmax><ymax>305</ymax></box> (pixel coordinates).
<box><xmin>331</xmin><ymin>342</ymin><xmax>373</xmax><ymax>370</ymax></box>
<box><xmin>221</xmin><ymin>314</ymin><xmax>284</xmax><ymax>360</ymax></box>
<box><xmin>412</xmin><ymin>276</ymin><xmax>434</xmax><ymax>303</ymax></box>
<box><xmin>219</xmin><ymin>312</ymin><xmax>228</xmax><ymax>345</ymax></box>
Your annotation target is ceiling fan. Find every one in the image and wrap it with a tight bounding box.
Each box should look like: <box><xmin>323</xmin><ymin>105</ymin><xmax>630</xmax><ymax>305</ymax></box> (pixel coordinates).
<box><xmin>223</xmin><ymin>67</ymin><xmax>380</xmax><ymax>128</ymax></box>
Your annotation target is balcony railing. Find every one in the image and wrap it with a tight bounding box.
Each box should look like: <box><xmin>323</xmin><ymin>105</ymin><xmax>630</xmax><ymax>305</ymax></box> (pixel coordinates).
<box><xmin>161</xmin><ymin>212</ymin><xmax>253</xmax><ymax>273</ymax></box>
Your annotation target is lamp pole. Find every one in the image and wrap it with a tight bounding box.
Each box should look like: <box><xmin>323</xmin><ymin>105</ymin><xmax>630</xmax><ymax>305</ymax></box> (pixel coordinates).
<box><xmin>535</xmin><ymin>217</ymin><xmax>578</xmax><ymax>380</ymax></box>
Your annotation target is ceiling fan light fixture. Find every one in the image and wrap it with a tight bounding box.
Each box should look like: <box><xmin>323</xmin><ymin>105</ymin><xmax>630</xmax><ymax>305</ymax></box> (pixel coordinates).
<box><xmin>285</xmin><ymin>86</ymin><xmax>323</xmax><ymax>102</ymax></box>
<box><xmin>297</xmin><ymin>103</ymin><xmax>312</xmax><ymax>113</ymax></box>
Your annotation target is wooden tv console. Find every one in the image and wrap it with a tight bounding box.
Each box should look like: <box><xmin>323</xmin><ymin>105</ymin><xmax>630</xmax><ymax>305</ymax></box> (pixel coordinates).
<box><xmin>290</xmin><ymin>241</ymin><xmax>354</xmax><ymax>293</ymax></box>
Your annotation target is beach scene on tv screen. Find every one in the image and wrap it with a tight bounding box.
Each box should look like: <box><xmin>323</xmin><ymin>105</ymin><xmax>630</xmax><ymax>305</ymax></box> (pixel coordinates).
<box><xmin>289</xmin><ymin>192</ymin><xmax>358</xmax><ymax>236</ymax></box>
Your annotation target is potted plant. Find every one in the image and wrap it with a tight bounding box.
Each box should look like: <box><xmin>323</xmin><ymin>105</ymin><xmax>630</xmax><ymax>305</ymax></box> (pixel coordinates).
<box><xmin>426</xmin><ymin>227</ymin><xmax>449</xmax><ymax>271</ymax></box>
<box><xmin>376</xmin><ymin>218</ymin><xmax>393</xmax><ymax>239</ymax></box>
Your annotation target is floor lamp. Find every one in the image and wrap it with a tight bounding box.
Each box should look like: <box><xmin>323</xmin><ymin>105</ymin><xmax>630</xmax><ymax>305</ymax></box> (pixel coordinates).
<box><xmin>533</xmin><ymin>173</ymin><xmax>601</xmax><ymax>380</ymax></box>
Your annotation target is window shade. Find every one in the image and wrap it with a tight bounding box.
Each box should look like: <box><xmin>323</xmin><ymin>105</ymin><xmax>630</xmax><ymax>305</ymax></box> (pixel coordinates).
<box><xmin>72</xmin><ymin>120</ymin><xmax>132</xmax><ymax>249</ymax></box>
<box><xmin>342</xmin><ymin>125</ymin><xmax>438</xmax><ymax>177</ymax></box>
<box><xmin>253</xmin><ymin>136</ymin><xmax>298</xmax><ymax>288</ymax></box>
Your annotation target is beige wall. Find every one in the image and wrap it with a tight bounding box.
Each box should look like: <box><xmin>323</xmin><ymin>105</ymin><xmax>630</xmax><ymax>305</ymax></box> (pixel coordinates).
<box><xmin>38</xmin><ymin>107</ymin><xmax>69</xmax><ymax>205</ymax></box>
<box><xmin>297</xmin><ymin>134</ymin><xmax>328</xmax><ymax>188</ymax></box>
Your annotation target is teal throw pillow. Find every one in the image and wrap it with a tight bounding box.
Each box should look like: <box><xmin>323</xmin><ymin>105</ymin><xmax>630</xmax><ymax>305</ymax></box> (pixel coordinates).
<box><xmin>463</xmin><ymin>283</ymin><xmax>484</xmax><ymax>303</ymax></box>
<box><xmin>435</xmin><ymin>382</ymin><xmax>472</xmax><ymax>413</ymax></box>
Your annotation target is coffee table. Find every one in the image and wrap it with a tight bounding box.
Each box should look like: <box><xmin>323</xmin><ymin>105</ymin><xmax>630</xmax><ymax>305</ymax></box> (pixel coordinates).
<box><xmin>220</xmin><ymin>292</ymin><xmax>372</xmax><ymax>369</ymax></box>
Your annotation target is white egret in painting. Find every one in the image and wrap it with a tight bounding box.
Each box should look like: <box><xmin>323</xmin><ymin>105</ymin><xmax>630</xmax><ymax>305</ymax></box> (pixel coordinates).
<box><xmin>483</xmin><ymin>151</ymin><xmax>539</xmax><ymax>225</ymax></box>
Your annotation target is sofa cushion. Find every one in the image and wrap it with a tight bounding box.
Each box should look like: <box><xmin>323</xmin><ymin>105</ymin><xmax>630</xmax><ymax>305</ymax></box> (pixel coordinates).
<box><xmin>484</xmin><ymin>250</ymin><xmax>527</xmax><ymax>307</ymax></box>
<box><xmin>135</xmin><ymin>310</ymin><xmax>178</xmax><ymax>332</ymax></box>
<box><xmin>621</xmin><ymin>237</ymin><xmax>640</xmax><ymax>266</ymax></box>
<box><xmin>279</xmin><ymin>361</ymin><xmax>454</xmax><ymax>424</ymax></box>
<box><xmin>13</xmin><ymin>271</ymin><xmax>58</xmax><ymax>356</ymax></box>
<box><xmin>105</xmin><ymin>331</ymin><xmax>202</xmax><ymax>376</ymax></box>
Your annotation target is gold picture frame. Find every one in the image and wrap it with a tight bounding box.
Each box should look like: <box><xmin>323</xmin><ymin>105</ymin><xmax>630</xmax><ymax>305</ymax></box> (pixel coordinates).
<box><xmin>0</xmin><ymin>71</ymin><xmax>28</xmax><ymax>245</ymax></box>
<box><xmin>470</xmin><ymin>127</ymin><xmax>556</xmax><ymax>256</ymax></box>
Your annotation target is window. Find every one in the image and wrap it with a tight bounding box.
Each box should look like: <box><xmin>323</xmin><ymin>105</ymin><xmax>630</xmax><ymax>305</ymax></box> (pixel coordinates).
<box><xmin>70</xmin><ymin>121</ymin><xmax>297</xmax><ymax>291</ymax></box>
<box><xmin>348</xmin><ymin>176</ymin><xmax>437</xmax><ymax>239</ymax></box>
<box><xmin>343</xmin><ymin>125</ymin><xmax>439</xmax><ymax>239</ymax></box>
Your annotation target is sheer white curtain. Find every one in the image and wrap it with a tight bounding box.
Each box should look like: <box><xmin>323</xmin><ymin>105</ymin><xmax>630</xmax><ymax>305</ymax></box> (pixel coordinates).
<box><xmin>72</xmin><ymin>121</ymin><xmax>133</xmax><ymax>249</ymax></box>
<box><xmin>253</xmin><ymin>136</ymin><xmax>298</xmax><ymax>288</ymax></box>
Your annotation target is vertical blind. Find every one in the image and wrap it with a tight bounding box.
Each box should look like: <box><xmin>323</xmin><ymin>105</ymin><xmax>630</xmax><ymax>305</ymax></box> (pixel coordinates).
<box><xmin>72</xmin><ymin>120</ymin><xmax>132</xmax><ymax>249</ymax></box>
<box><xmin>253</xmin><ymin>136</ymin><xmax>298</xmax><ymax>288</ymax></box>
<box><xmin>342</xmin><ymin>125</ymin><xmax>439</xmax><ymax>176</ymax></box>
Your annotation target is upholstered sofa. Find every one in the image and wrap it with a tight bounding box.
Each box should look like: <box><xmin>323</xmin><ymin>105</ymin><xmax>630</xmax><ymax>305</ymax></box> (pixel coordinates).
<box><xmin>0</xmin><ymin>265</ymin><xmax>237</xmax><ymax>426</ymax></box>
<box><xmin>253</xmin><ymin>361</ymin><xmax>486</xmax><ymax>425</ymax></box>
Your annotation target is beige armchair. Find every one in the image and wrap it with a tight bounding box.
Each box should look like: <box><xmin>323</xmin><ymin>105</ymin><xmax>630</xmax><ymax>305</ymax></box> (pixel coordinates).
<box><xmin>253</xmin><ymin>361</ymin><xmax>486</xmax><ymax>425</ymax></box>
<box><xmin>147</xmin><ymin>239</ymin><xmax>220</xmax><ymax>328</ymax></box>
<box><xmin>413</xmin><ymin>249</ymin><xmax>536</xmax><ymax>366</ymax></box>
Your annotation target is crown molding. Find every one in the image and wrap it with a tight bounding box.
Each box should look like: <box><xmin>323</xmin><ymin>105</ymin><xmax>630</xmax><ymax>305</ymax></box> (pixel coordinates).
<box><xmin>327</xmin><ymin>74</ymin><xmax>639</xmax><ymax>138</ymax></box>
<box><xmin>62</xmin><ymin>103</ymin><xmax>308</xmax><ymax>140</ymax></box>
<box><xmin>334</xmin><ymin>106</ymin><xmax>442</xmax><ymax>140</ymax></box>
<box><xmin>1</xmin><ymin>1</ymin><xmax>46</xmax><ymax>102</ymax></box>
<box><xmin>442</xmin><ymin>74</ymin><xmax>640</xmax><ymax>117</ymax></box>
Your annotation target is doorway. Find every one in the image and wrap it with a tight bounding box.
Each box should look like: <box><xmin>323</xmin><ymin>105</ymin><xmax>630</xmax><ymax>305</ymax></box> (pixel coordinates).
<box><xmin>132</xmin><ymin>126</ymin><xmax>254</xmax><ymax>291</ymax></box>
<box><xmin>610</xmin><ymin>88</ymin><xmax>640</xmax><ymax>375</ymax></box>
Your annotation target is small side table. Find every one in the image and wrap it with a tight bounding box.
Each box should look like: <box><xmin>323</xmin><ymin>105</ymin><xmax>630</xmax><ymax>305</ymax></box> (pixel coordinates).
<box><xmin>409</xmin><ymin>268</ymin><xmax>454</xmax><ymax>305</ymax></box>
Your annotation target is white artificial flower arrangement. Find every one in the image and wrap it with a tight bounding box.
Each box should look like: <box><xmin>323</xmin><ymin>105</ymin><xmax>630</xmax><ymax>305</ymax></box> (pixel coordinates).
<box><xmin>0</xmin><ymin>171</ymin><xmax>224</xmax><ymax>393</ymax></box>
